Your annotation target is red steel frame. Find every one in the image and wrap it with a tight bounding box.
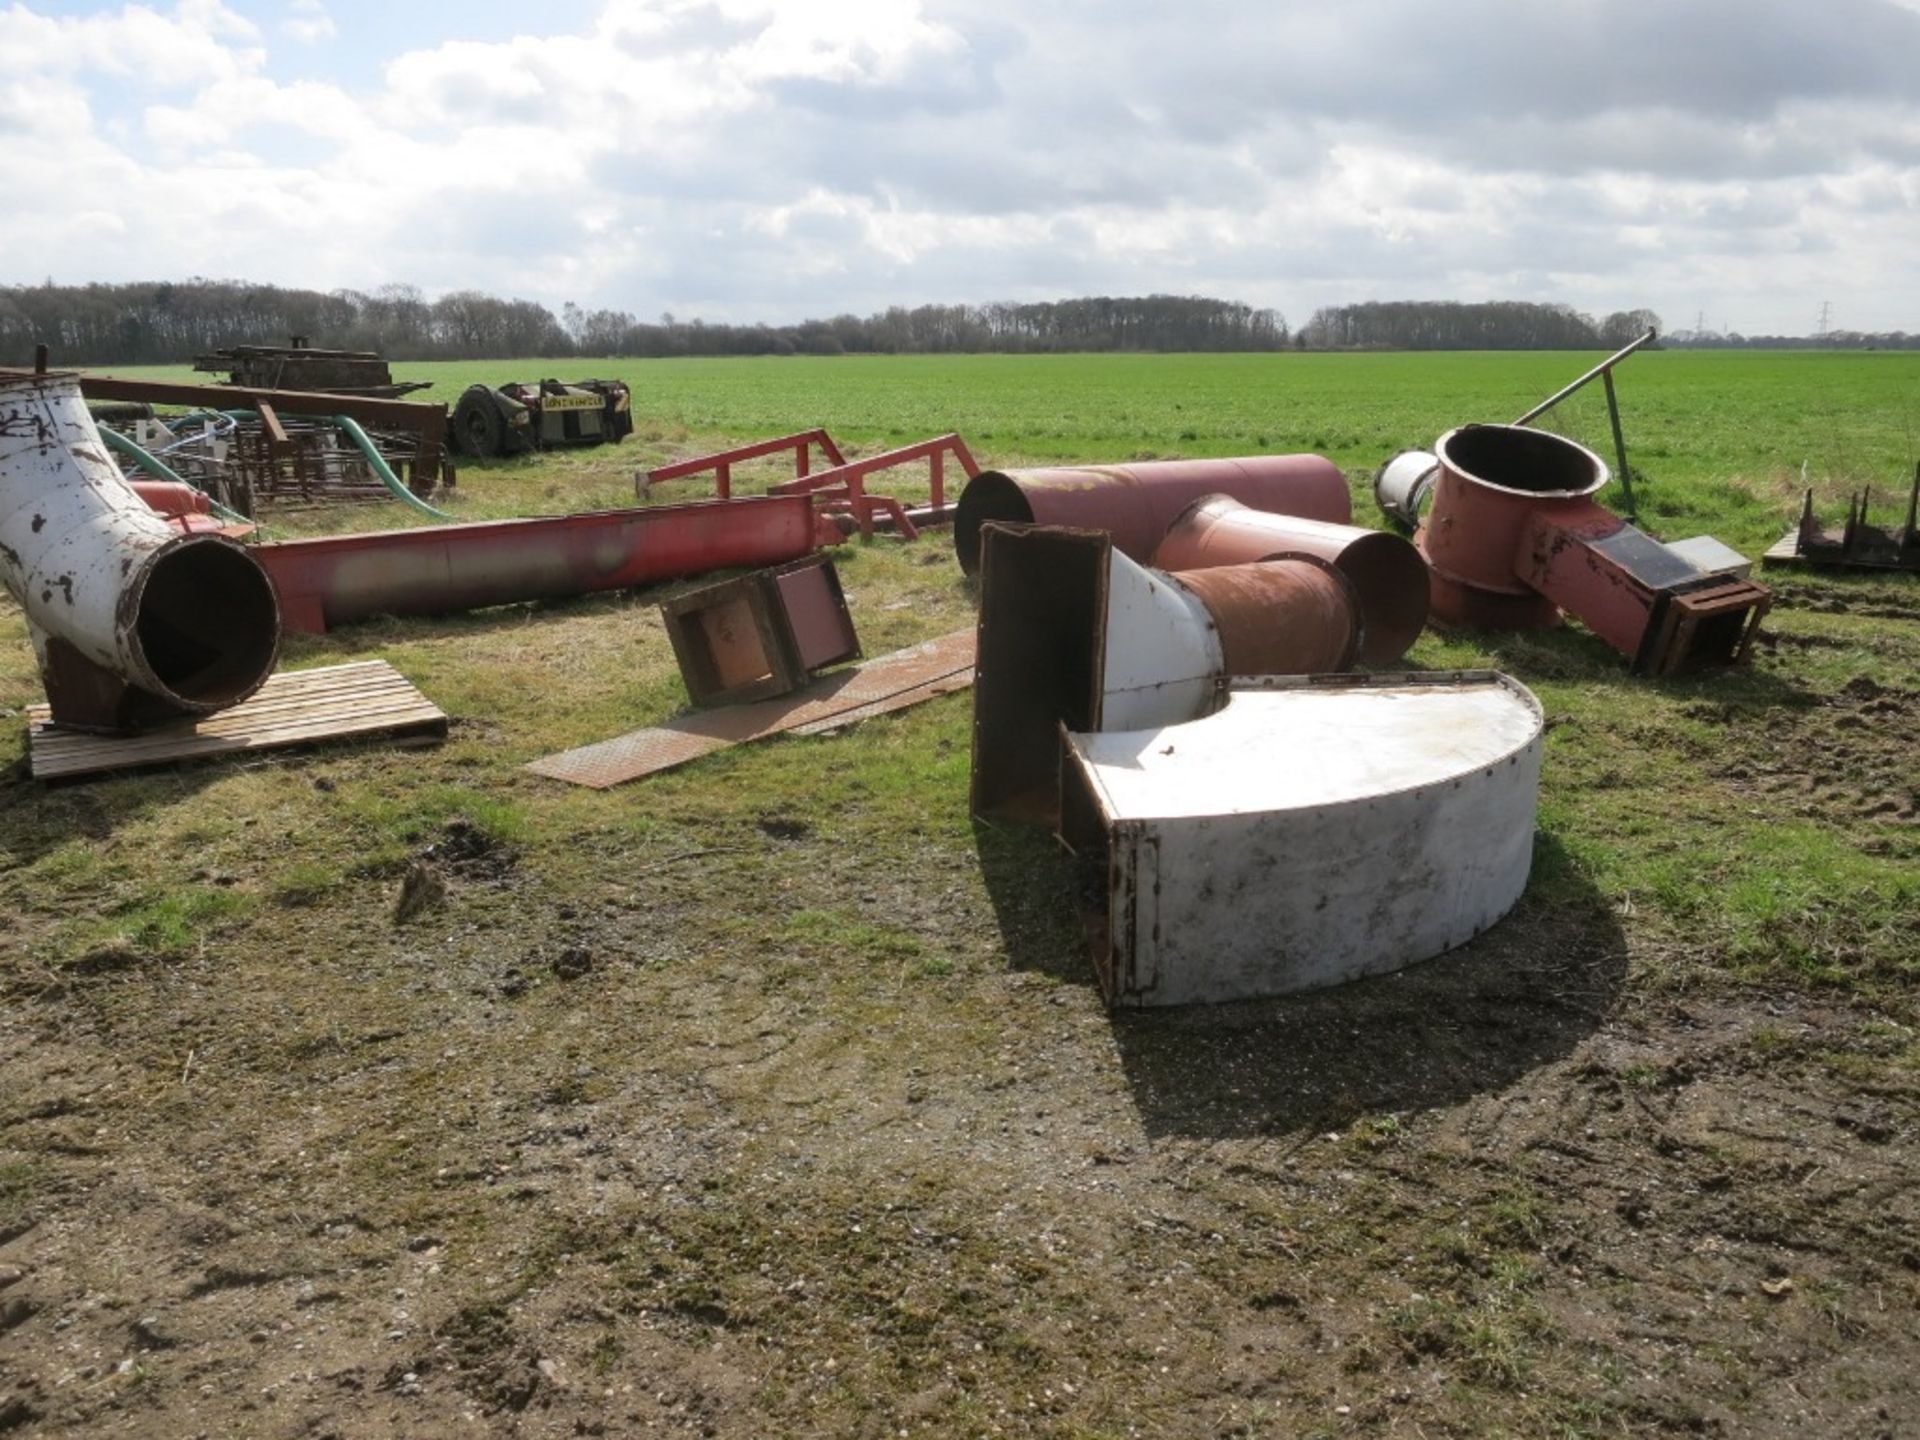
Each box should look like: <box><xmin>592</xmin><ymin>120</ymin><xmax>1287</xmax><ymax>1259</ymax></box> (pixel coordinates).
<box><xmin>769</xmin><ymin>433</ymin><xmax>980</xmax><ymax>540</ymax></box>
<box><xmin>639</xmin><ymin>429</ymin><xmax>848</xmax><ymax>500</ymax></box>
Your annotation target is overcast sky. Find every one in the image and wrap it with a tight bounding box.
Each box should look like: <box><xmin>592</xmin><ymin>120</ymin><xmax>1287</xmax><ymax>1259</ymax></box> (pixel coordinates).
<box><xmin>4</xmin><ymin>0</ymin><xmax>1919</xmax><ymax>336</ymax></box>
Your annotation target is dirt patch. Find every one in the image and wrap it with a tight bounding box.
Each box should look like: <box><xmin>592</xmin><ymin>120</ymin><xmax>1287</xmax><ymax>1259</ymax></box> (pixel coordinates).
<box><xmin>421</xmin><ymin>818</ymin><xmax>521</xmax><ymax>883</ymax></box>
<box><xmin>1707</xmin><ymin>676</ymin><xmax>1920</xmax><ymax>824</ymax></box>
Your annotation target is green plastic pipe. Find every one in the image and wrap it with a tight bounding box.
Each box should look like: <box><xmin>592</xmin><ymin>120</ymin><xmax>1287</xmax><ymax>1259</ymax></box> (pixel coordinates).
<box><xmin>331</xmin><ymin>413</ymin><xmax>453</xmax><ymax>520</ymax></box>
<box><xmin>97</xmin><ymin>425</ymin><xmax>256</xmax><ymax>527</ymax></box>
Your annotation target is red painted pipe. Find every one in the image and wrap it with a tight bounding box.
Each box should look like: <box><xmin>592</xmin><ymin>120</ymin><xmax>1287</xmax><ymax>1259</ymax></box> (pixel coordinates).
<box><xmin>1419</xmin><ymin>425</ymin><xmax>1607</xmax><ymax>595</ymax></box>
<box><xmin>954</xmin><ymin>455</ymin><xmax>1351</xmax><ymax>575</ymax></box>
<box><xmin>130</xmin><ymin>479</ymin><xmax>213</xmax><ymax>517</ymax></box>
<box><xmin>1153</xmin><ymin>495</ymin><xmax>1430</xmax><ymax>665</ymax></box>
<box><xmin>1414</xmin><ymin>423</ymin><xmax>1770</xmax><ymax>672</ymax></box>
<box><xmin>254</xmin><ymin>494</ymin><xmax>820</xmax><ymax>634</ymax></box>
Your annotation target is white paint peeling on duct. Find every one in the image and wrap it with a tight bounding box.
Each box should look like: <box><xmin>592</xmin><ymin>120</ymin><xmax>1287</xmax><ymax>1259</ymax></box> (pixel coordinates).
<box><xmin>0</xmin><ymin>370</ymin><xmax>278</xmax><ymax>730</ymax></box>
<box><xmin>1060</xmin><ymin>670</ymin><xmax>1545</xmax><ymax>1008</ymax></box>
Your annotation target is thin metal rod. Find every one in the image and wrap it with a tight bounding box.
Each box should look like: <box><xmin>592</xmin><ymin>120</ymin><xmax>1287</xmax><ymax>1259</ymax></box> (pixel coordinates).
<box><xmin>1513</xmin><ymin>328</ymin><xmax>1658</xmax><ymax>426</ymax></box>
<box><xmin>1601</xmin><ymin>369</ymin><xmax>1638</xmax><ymax>522</ymax></box>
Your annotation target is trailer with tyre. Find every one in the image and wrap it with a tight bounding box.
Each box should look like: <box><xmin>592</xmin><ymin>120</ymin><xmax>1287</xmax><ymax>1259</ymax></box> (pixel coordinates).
<box><xmin>450</xmin><ymin>378</ymin><xmax>633</xmax><ymax>458</ymax></box>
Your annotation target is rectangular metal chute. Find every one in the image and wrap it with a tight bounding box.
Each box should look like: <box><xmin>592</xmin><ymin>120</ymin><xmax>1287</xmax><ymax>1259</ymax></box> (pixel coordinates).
<box><xmin>969</xmin><ymin>524</ymin><xmax>1109</xmax><ymax>824</ymax></box>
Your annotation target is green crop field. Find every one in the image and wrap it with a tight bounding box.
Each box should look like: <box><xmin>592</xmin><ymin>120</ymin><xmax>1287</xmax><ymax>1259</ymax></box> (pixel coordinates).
<box><xmin>118</xmin><ymin>349</ymin><xmax>1920</xmax><ymax>540</ymax></box>
<box><xmin>3</xmin><ymin>350</ymin><xmax>1918</xmax><ymax>1438</ymax></box>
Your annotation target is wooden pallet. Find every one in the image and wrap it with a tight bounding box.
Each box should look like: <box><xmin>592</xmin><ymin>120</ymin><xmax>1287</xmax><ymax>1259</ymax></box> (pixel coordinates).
<box><xmin>1760</xmin><ymin>530</ymin><xmax>1809</xmax><ymax>569</ymax></box>
<box><xmin>26</xmin><ymin>660</ymin><xmax>446</xmax><ymax>781</ymax></box>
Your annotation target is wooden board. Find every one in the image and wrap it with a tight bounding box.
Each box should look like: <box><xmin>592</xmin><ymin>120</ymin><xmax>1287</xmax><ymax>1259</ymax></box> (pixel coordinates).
<box><xmin>27</xmin><ymin>660</ymin><xmax>447</xmax><ymax>781</ymax></box>
<box><xmin>1761</xmin><ymin>530</ymin><xmax>1809</xmax><ymax>568</ymax></box>
<box><xmin>527</xmin><ymin>629</ymin><xmax>974</xmax><ymax>789</ymax></box>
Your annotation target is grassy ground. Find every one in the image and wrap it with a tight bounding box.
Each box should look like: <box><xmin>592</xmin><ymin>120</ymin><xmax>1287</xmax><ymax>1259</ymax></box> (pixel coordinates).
<box><xmin>1</xmin><ymin>351</ymin><xmax>1917</xmax><ymax>1437</ymax></box>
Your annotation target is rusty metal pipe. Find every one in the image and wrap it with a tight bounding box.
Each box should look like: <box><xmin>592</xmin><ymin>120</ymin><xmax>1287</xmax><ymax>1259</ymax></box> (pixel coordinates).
<box><xmin>954</xmin><ymin>455</ymin><xmax>1351</xmax><ymax>575</ymax></box>
<box><xmin>0</xmin><ymin>371</ymin><xmax>279</xmax><ymax>731</ymax></box>
<box><xmin>1422</xmin><ymin>424</ymin><xmax>1610</xmax><ymax>597</ymax></box>
<box><xmin>1154</xmin><ymin>495</ymin><xmax>1428</xmax><ymax>665</ymax></box>
<box><xmin>252</xmin><ymin>494</ymin><xmax>822</xmax><ymax>634</ymax></box>
<box><xmin>1417</xmin><ymin>422</ymin><xmax>1770</xmax><ymax>671</ymax></box>
<box><xmin>1172</xmin><ymin>558</ymin><xmax>1360</xmax><ymax>676</ymax></box>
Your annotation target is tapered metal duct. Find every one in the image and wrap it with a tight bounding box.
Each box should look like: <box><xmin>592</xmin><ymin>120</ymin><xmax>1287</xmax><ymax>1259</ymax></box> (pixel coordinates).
<box><xmin>0</xmin><ymin>371</ymin><xmax>279</xmax><ymax>732</ymax></box>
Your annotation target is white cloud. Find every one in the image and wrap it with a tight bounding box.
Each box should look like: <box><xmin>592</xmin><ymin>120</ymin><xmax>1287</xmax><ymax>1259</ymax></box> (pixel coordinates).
<box><xmin>0</xmin><ymin>0</ymin><xmax>1918</xmax><ymax>333</ymax></box>
<box><xmin>282</xmin><ymin>0</ymin><xmax>335</xmax><ymax>44</ymax></box>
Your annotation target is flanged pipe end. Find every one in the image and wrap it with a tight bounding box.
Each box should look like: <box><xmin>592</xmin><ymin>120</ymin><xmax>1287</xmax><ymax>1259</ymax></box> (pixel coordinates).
<box><xmin>124</xmin><ymin>533</ymin><xmax>281</xmax><ymax>713</ymax></box>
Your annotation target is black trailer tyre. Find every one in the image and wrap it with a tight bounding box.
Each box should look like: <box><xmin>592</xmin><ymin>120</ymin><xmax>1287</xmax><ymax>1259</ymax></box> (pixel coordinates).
<box><xmin>453</xmin><ymin>385</ymin><xmax>506</xmax><ymax>458</ymax></box>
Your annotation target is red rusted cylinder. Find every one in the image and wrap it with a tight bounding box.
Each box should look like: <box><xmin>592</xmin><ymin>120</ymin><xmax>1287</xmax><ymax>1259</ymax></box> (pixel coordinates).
<box><xmin>1419</xmin><ymin>424</ymin><xmax>1608</xmax><ymax>597</ymax></box>
<box><xmin>1154</xmin><ymin>495</ymin><xmax>1429</xmax><ymax>665</ymax></box>
<box><xmin>954</xmin><ymin>455</ymin><xmax>1351</xmax><ymax>575</ymax></box>
<box><xmin>254</xmin><ymin>494</ymin><xmax>820</xmax><ymax>634</ymax></box>
<box><xmin>129</xmin><ymin>479</ymin><xmax>212</xmax><ymax>517</ymax></box>
<box><xmin>1174</xmin><ymin>556</ymin><xmax>1360</xmax><ymax>675</ymax></box>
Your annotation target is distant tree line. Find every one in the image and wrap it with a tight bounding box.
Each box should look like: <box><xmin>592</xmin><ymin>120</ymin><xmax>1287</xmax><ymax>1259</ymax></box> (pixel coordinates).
<box><xmin>1295</xmin><ymin>300</ymin><xmax>1664</xmax><ymax>350</ymax></box>
<box><xmin>0</xmin><ymin>280</ymin><xmax>1288</xmax><ymax>365</ymax></box>
<box><xmin>7</xmin><ymin>278</ymin><xmax>1907</xmax><ymax>364</ymax></box>
<box><xmin>1661</xmin><ymin>328</ymin><xmax>1920</xmax><ymax>350</ymax></box>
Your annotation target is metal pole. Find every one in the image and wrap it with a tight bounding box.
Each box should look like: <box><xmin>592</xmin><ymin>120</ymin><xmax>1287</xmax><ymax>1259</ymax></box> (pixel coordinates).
<box><xmin>1601</xmin><ymin>369</ymin><xmax>1638</xmax><ymax>521</ymax></box>
<box><xmin>1513</xmin><ymin>327</ymin><xmax>1657</xmax><ymax>426</ymax></box>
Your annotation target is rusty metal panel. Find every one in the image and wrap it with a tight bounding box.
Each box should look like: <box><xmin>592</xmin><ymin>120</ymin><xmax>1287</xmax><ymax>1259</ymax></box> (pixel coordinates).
<box><xmin>526</xmin><ymin>630</ymin><xmax>974</xmax><ymax>788</ymax></box>
<box><xmin>772</xmin><ymin>556</ymin><xmax>860</xmax><ymax>672</ymax></box>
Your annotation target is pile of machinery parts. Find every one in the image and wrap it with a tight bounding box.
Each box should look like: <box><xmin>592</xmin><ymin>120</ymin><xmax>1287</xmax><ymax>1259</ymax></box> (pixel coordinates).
<box><xmin>663</xmin><ymin>555</ymin><xmax>859</xmax><ymax>706</ymax></box>
<box><xmin>1405</xmin><ymin>423</ymin><xmax>1771</xmax><ymax>675</ymax></box>
<box><xmin>194</xmin><ymin>337</ymin><xmax>431</xmax><ymax>399</ymax></box>
<box><xmin>116</xmin><ymin>408</ymin><xmax>449</xmax><ymax>516</ymax></box>
<box><xmin>0</xmin><ymin>360</ymin><xmax>455</xmax><ymax>518</ymax></box>
<box><xmin>451</xmin><ymin>378</ymin><xmax>633</xmax><ymax>458</ymax></box>
<box><xmin>968</xmin><ymin>522</ymin><xmax>1543</xmax><ymax>1008</ymax></box>
<box><xmin>2</xmin><ymin>367</ymin><xmax>449</xmax><ymax>776</ymax></box>
<box><xmin>1765</xmin><ymin>466</ymin><xmax>1920</xmax><ymax>573</ymax></box>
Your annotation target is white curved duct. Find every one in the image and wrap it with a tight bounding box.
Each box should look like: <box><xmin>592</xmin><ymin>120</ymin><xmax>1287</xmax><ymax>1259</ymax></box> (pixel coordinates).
<box><xmin>1058</xmin><ymin>670</ymin><xmax>1545</xmax><ymax>1007</ymax></box>
<box><xmin>0</xmin><ymin>370</ymin><xmax>279</xmax><ymax>732</ymax></box>
<box><xmin>1096</xmin><ymin>548</ymin><xmax>1226</xmax><ymax>732</ymax></box>
<box><xmin>969</xmin><ymin>522</ymin><xmax>1359</xmax><ymax>823</ymax></box>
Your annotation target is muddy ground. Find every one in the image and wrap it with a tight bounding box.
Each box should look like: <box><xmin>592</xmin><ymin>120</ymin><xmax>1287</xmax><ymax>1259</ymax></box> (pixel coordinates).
<box><xmin>3</xmin><ymin>558</ymin><xmax>1918</xmax><ymax>1438</ymax></box>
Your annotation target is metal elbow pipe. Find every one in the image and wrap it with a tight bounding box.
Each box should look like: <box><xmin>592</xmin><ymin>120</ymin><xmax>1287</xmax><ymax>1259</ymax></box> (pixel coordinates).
<box><xmin>0</xmin><ymin>371</ymin><xmax>279</xmax><ymax>732</ymax></box>
<box><xmin>1154</xmin><ymin>494</ymin><xmax>1431</xmax><ymax>665</ymax></box>
<box><xmin>953</xmin><ymin>454</ymin><xmax>1352</xmax><ymax>575</ymax></box>
<box><xmin>970</xmin><ymin>521</ymin><xmax>1361</xmax><ymax>823</ymax></box>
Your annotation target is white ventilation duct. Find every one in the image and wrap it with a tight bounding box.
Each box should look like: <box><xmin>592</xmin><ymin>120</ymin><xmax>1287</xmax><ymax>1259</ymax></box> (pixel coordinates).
<box><xmin>0</xmin><ymin>370</ymin><xmax>279</xmax><ymax>732</ymax></box>
<box><xmin>1058</xmin><ymin>671</ymin><xmax>1545</xmax><ymax>1007</ymax></box>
